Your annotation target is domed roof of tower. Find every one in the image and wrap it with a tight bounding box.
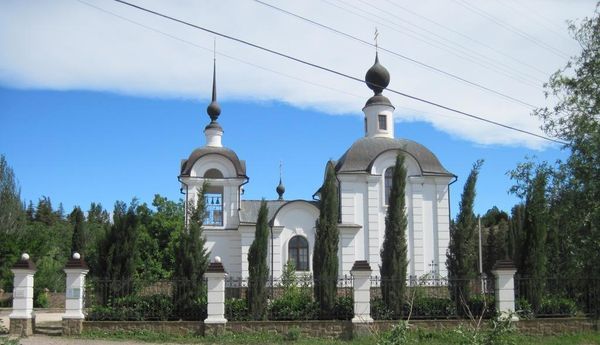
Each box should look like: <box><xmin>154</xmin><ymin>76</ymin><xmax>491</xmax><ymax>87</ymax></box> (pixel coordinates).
<box><xmin>365</xmin><ymin>52</ymin><xmax>390</xmax><ymax>95</ymax></box>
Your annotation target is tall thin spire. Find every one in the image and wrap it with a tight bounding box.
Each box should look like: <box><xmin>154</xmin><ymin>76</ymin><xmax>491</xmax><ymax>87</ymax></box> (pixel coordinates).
<box><xmin>206</xmin><ymin>39</ymin><xmax>221</xmax><ymax>123</ymax></box>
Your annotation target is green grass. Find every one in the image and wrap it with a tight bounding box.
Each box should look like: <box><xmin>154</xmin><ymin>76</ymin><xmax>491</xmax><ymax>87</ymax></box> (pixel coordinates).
<box><xmin>77</xmin><ymin>328</ymin><xmax>600</xmax><ymax>345</ymax></box>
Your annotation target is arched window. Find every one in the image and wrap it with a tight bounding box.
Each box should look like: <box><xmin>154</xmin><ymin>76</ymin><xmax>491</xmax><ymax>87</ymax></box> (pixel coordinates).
<box><xmin>288</xmin><ymin>236</ymin><xmax>309</xmax><ymax>271</ymax></box>
<box><xmin>384</xmin><ymin>167</ymin><xmax>394</xmax><ymax>205</ymax></box>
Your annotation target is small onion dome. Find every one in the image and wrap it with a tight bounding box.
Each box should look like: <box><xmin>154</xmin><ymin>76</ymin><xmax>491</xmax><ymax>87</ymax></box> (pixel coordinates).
<box><xmin>365</xmin><ymin>52</ymin><xmax>390</xmax><ymax>95</ymax></box>
<box><xmin>276</xmin><ymin>178</ymin><xmax>285</xmax><ymax>200</ymax></box>
<box><xmin>207</xmin><ymin>100</ymin><xmax>221</xmax><ymax>122</ymax></box>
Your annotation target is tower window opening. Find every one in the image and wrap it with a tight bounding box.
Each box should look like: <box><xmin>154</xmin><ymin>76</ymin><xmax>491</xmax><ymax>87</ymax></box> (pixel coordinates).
<box><xmin>288</xmin><ymin>236</ymin><xmax>309</xmax><ymax>271</ymax></box>
<box><xmin>204</xmin><ymin>185</ymin><xmax>224</xmax><ymax>226</ymax></box>
<box><xmin>378</xmin><ymin>114</ymin><xmax>387</xmax><ymax>130</ymax></box>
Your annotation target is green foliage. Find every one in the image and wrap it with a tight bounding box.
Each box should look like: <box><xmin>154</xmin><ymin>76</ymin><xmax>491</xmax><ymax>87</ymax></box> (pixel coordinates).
<box><xmin>87</xmin><ymin>294</ymin><xmax>174</xmax><ymax>321</ymax></box>
<box><xmin>447</xmin><ymin>160</ymin><xmax>483</xmax><ymax>312</ymax></box>
<box><xmin>226</xmin><ymin>298</ymin><xmax>250</xmax><ymax>321</ymax></box>
<box><xmin>34</xmin><ymin>289</ymin><xmax>49</xmax><ymax>308</ymax></box>
<box><xmin>538</xmin><ymin>296</ymin><xmax>578</xmax><ymax>317</ymax></box>
<box><xmin>313</xmin><ymin>160</ymin><xmax>340</xmax><ymax>318</ymax></box>
<box><xmin>515</xmin><ymin>298</ymin><xmax>533</xmax><ymax>320</ymax></box>
<box><xmin>284</xmin><ymin>326</ymin><xmax>301</xmax><ymax>341</ymax></box>
<box><xmin>269</xmin><ymin>262</ymin><xmax>318</xmax><ymax>320</ymax></box>
<box><xmin>381</xmin><ymin>154</ymin><xmax>409</xmax><ymax>317</ymax></box>
<box><xmin>517</xmin><ymin>170</ymin><xmax>548</xmax><ymax>311</ymax></box>
<box><xmin>333</xmin><ymin>296</ymin><xmax>354</xmax><ymax>320</ymax></box>
<box><xmin>0</xmin><ymin>155</ymin><xmax>24</xmax><ymax>290</ymax></box>
<box><xmin>172</xmin><ymin>186</ymin><xmax>209</xmax><ymax>319</ymax></box>
<box><xmin>247</xmin><ymin>199</ymin><xmax>269</xmax><ymax>320</ymax></box>
<box><xmin>377</xmin><ymin>321</ymin><xmax>410</xmax><ymax>345</ymax></box>
<box><xmin>98</xmin><ymin>200</ymin><xmax>139</xmax><ymax>284</ymax></box>
<box><xmin>411</xmin><ymin>297</ymin><xmax>455</xmax><ymax>319</ymax></box>
<box><xmin>371</xmin><ymin>297</ymin><xmax>394</xmax><ymax>320</ymax></box>
<box><xmin>70</xmin><ymin>206</ymin><xmax>86</xmax><ymax>256</ymax></box>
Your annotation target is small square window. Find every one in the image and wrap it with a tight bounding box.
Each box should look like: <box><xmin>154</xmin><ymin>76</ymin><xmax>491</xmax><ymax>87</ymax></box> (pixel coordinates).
<box><xmin>378</xmin><ymin>114</ymin><xmax>387</xmax><ymax>130</ymax></box>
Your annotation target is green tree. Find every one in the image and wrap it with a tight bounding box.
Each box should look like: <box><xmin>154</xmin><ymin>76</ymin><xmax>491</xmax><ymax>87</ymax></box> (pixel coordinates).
<box><xmin>447</xmin><ymin>160</ymin><xmax>483</xmax><ymax>311</ymax></box>
<box><xmin>97</xmin><ymin>200</ymin><xmax>139</xmax><ymax>299</ymax></box>
<box><xmin>518</xmin><ymin>170</ymin><xmax>548</xmax><ymax>311</ymax></box>
<box><xmin>507</xmin><ymin>203</ymin><xmax>525</xmax><ymax>263</ymax></box>
<box><xmin>247</xmin><ymin>199</ymin><xmax>269</xmax><ymax>320</ymax></box>
<box><xmin>0</xmin><ymin>155</ymin><xmax>23</xmax><ymax>289</ymax></box>
<box><xmin>173</xmin><ymin>187</ymin><xmax>210</xmax><ymax>319</ymax></box>
<box><xmin>70</xmin><ymin>206</ymin><xmax>86</xmax><ymax>256</ymax></box>
<box><xmin>532</xmin><ymin>5</ymin><xmax>600</xmax><ymax>285</ymax></box>
<box><xmin>380</xmin><ymin>154</ymin><xmax>408</xmax><ymax>317</ymax></box>
<box><xmin>34</xmin><ymin>196</ymin><xmax>58</xmax><ymax>226</ymax></box>
<box><xmin>313</xmin><ymin>161</ymin><xmax>340</xmax><ymax>318</ymax></box>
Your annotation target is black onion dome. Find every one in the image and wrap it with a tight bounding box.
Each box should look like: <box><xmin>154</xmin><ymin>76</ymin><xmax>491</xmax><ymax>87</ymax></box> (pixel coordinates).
<box><xmin>276</xmin><ymin>179</ymin><xmax>285</xmax><ymax>200</ymax></box>
<box><xmin>365</xmin><ymin>52</ymin><xmax>390</xmax><ymax>95</ymax></box>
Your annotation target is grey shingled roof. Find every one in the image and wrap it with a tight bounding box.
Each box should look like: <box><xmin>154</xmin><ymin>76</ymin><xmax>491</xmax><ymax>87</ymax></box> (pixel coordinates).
<box><xmin>335</xmin><ymin>137</ymin><xmax>453</xmax><ymax>177</ymax></box>
<box><xmin>180</xmin><ymin>146</ymin><xmax>247</xmax><ymax>177</ymax></box>
<box><xmin>239</xmin><ymin>200</ymin><xmax>317</xmax><ymax>224</ymax></box>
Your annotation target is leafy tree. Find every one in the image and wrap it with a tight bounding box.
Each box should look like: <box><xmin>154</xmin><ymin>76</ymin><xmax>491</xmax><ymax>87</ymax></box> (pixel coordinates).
<box><xmin>173</xmin><ymin>187</ymin><xmax>210</xmax><ymax>319</ymax></box>
<box><xmin>380</xmin><ymin>154</ymin><xmax>408</xmax><ymax>317</ymax></box>
<box><xmin>0</xmin><ymin>155</ymin><xmax>23</xmax><ymax>289</ymax></box>
<box><xmin>447</xmin><ymin>160</ymin><xmax>483</xmax><ymax>311</ymax></box>
<box><xmin>247</xmin><ymin>199</ymin><xmax>269</xmax><ymax>320</ymax></box>
<box><xmin>97</xmin><ymin>200</ymin><xmax>139</xmax><ymax>295</ymax></box>
<box><xmin>313</xmin><ymin>161</ymin><xmax>340</xmax><ymax>318</ymax></box>
<box><xmin>70</xmin><ymin>206</ymin><xmax>86</xmax><ymax>256</ymax></box>
<box><xmin>34</xmin><ymin>196</ymin><xmax>58</xmax><ymax>226</ymax></box>
<box><xmin>532</xmin><ymin>5</ymin><xmax>600</xmax><ymax>283</ymax></box>
<box><xmin>518</xmin><ymin>170</ymin><xmax>548</xmax><ymax>311</ymax></box>
<box><xmin>85</xmin><ymin>202</ymin><xmax>110</xmax><ymax>278</ymax></box>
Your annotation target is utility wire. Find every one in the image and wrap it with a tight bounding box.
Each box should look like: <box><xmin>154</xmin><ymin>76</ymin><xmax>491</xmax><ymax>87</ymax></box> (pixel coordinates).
<box><xmin>108</xmin><ymin>0</ymin><xmax>566</xmax><ymax>145</ymax></box>
<box><xmin>351</xmin><ymin>0</ymin><xmax>546</xmax><ymax>85</ymax></box>
<box><xmin>255</xmin><ymin>0</ymin><xmax>539</xmax><ymax>108</ymax></box>
<box><xmin>452</xmin><ymin>0</ymin><xmax>570</xmax><ymax>59</ymax></box>
<box><xmin>384</xmin><ymin>0</ymin><xmax>550</xmax><ymax>78</ymax></box>
<box><xmin>75</xmin><ymin>0</ymin><xmax>472</xmax><ymax>126</ymax></box>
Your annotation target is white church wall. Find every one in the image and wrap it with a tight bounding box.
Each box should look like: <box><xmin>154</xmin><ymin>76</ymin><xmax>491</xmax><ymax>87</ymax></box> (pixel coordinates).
<box><xmin>204</xmin><ymin>230</ymin><xmax>241</xmax><ymax>277</ymax></box>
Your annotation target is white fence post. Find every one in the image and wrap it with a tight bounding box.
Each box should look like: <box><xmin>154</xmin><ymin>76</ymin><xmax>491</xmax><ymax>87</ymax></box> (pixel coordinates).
<box><xmin>205</xmin><ymin>256</ymin><xmax>227</xmax><ymax>326</ymax></box>
<box><xmin>62</xmin><ymin>253</ymin><xmax>89</xmax><ymax>335</ymax></box>
<box><xmin>9</xmin><ymin>253</ymin><xmax>36</xmax><ymax>336</ymax></box>
<box><xmin>492</xmin><ymin>259</ymin><xmax>519</xmax><ymax>321</ymax></box>
<box><xmin>351</xmin><ymin>260</ymin><xmax>373</xmax><ymax>324</ymax></box>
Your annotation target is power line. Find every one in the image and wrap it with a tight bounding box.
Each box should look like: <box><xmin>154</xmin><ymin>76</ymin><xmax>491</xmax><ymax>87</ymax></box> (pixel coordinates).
<box><xmin>255</xmin><ymin>0</ymin><xmax>539</xmax><ymax>108</ymax></box>
<box><xmin>75</xmin><ymin>0</ymin><xmax>471</xmax><ymax>127</ymax></box>
<box><xmin>452</xmin><ymin>0</ymin><xmax>570</xmax><ymax>59</ymax></box>
<box><xmin>384</xmin><ymin>0</ymin><xmax>551</xmax><ymax>78</ymax></box>
<box><xmin>351</xmin><ymin>0</ymin><xmax>546</xmax><ymax>85</ymax></box>
<box><xmin>107</xmin><ymin>0</ymin><xmax>565</xmax><ymax>145</ymax></box>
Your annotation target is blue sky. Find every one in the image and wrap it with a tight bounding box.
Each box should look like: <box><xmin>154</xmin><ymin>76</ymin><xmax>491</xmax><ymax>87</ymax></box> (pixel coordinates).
<box><xmin>0</xmin><ymin>87</ymin><xmax>567</xmax><ymax>217</ymax></box>
<box><xmin>0</xmin><ymin>0</ymin><xmax>591</xmax><ymax>218</ymax></box>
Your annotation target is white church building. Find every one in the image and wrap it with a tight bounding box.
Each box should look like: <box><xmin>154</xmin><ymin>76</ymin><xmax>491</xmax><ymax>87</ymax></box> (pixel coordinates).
<box><xmin>178</xmin><ymin>54</ymin><xmax>455</xmax><ymax>279</ymax></box>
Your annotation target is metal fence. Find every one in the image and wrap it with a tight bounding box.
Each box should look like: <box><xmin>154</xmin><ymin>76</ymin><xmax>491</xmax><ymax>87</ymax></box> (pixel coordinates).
<box><xmin>85</xmin><ymin>279</ymin><xmax>207</xmax><ymax>321</ymax></box>
<box><xmin>515</xmin><ymin>277</ymin><xmax>600</xmax><ymax>318</ymax></box>
<box><xmin>370</xmin><ymin>276</ymin><xmax>495</xmax><ymax>320</ymax></box>
<box><xmin>224</xmin><ymin>275</ymin><xmax>354</xmax><ymax>321</ymax></box>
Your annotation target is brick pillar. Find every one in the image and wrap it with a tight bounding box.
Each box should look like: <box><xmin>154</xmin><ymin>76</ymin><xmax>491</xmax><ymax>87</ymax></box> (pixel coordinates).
<box><xmin>62</xmin><ymin>253</ymin><xmax>89</xmax><ymax>335</ymax></box>
<box><xmin>351</xmin><ymin>260</ymin><xmax>373</xmax><ymax>337</ymax></box>
<box><xmin>492</xmin><ymin>259</ymin><xmax>519</xmax><ymax>321</ymax></box>
<box><xmin>9</xmin><ymin>253</ymin><xmax>36</xmax><ymax>336</ymax></box>
<box><xmin>204</xmin><ymin>256</ymin><xmax>227</xmax><ymax>335</ymax></box>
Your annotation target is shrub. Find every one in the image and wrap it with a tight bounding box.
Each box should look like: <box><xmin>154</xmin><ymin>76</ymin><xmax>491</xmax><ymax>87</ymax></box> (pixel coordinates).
<box><xmin>226</xmin><ymin>298</ymin><xmax>250</xmax><ymax>321</ymax></box>
<box><xmin>410</xmin><ymin>297</ymin><xmax>455</xmax><ymax>319</ymax></box>
<box><xmin>284</xmin><ymin>326</ymin><xmax>301</xmax><ymax>341</ymax></box>
<box><xmin>34</xmin><ymin>290</ymin><xmax>49</xmax><ymax>308</ymax></box>
<box><xmin>466</xmin><ymin>294</ymin><xmax>495</xmax><ymax>319</ymax></box>
<box><xmin>515</xmin><ymin>297</ymin><xmax>533</xmax><ymax>319</ymax></box>
<box><xmin>371</xmin><ymin>297</ymin><xmax>394</xmax><ymax>320</ymax></box>
<box><xmin>333</xmin><ymin>296</ymin><xmax>353</xmax><ymax>320</ymax></box>
<box><xmin>377</xmin><ymin>320</ymin><xmax>409</xmax><ymax>345</ymax></box>
<box><xmin>269</xmin><ymin>294</ymin><xmax>318</xmax><ymax>320</ymax></box>
<box><xmin>87</xmin><ymin>294</ymin><xmax>177</xmax><ymax>321</ymax></box>
<box><xmin>538</xmin><ymin>296</ymin><xmax>578</xmax><ymax>317</ymax></box>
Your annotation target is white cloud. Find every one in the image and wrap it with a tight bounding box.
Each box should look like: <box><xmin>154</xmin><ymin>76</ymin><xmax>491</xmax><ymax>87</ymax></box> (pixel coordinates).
<box><xmin>0</xmin><ymin>0</ymin><xmax>595</xmax><ymax>148</ymax></box>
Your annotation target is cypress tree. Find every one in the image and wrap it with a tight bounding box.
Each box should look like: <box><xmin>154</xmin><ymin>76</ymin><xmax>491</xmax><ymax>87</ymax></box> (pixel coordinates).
<box><xmin>247</xmin><ymin>199</ymin><xmax>269</xmax><ymax>320</ymax></box>
<box><xmin>380</xmin><ymin>154</ymin><xmax>408</xmax><ymax>317</ymax></box>
<box><xmin>173</xmin><ymin>186</ymin><xmax>209</xmax><ymax>319</ymax></box>
<box><xmin>447</xmin><ymin>160</ymin><xmax>483</xmax><ymax>311</ymax></box>
<box><xmin>519</xmin><ymin>170</ymin><xmax>548</xmax><ymax>311</ymax></box>
<box><xmin>70</xmin><ymin>206</ymin><xmax>86</xmax><ymax>256</ymax></box>
<box><xmin>313</xmin><ymin>161</ymin><xmax>340</xmax><ymax>318</ymax></box>
<box><xmin>508</xmin><ymin>203</ymin><xmax>525</xmax><ymax>262</ymax></box>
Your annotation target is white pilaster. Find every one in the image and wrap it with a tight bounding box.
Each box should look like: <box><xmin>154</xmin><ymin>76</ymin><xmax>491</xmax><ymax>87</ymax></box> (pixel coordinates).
<box><xmin>351</xmin><ymin>261</ymin><xmax>373</xmax><ymax>323</ymax></box>
<box><xmin>62</xmin><ymin>253</ymin><xmax>89</xmax><ymax>320</ymax></box>
<box><xmin>492</xmin><ymin>260</ymin><xmax>519</xmax><ymax>321</ymax></box>
<box><xmin>205</xmin><ymin>257</ymin><xmax>227</xmax><ymax>324</ymax></box>
<box><xmin>9</xmin><ymin>254</ymin><xmax>36</xmax><ymax>320</ymax></box>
